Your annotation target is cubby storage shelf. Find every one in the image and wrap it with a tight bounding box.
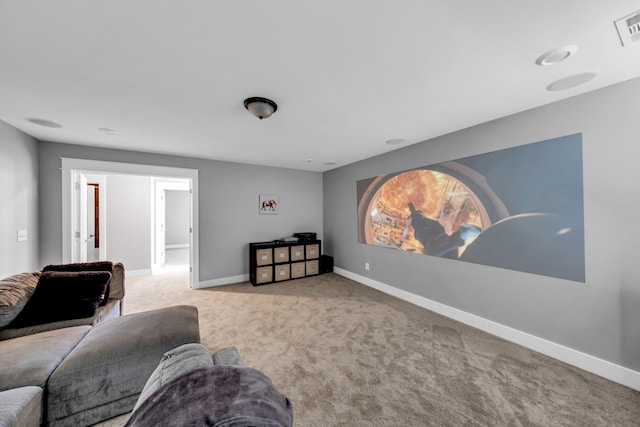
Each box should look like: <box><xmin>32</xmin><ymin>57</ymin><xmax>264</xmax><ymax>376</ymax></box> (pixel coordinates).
<box><xmin>249</xmin><ymin>240</ymin><xmax>321</xmax><ymax>286</ymax></box>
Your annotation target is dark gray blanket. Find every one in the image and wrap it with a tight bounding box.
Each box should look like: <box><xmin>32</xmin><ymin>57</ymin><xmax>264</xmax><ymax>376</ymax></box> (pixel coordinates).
<box><xmin>125</xmin><ymin>366</ymin><xmax>293</xmax><ymax>427</ymax></box>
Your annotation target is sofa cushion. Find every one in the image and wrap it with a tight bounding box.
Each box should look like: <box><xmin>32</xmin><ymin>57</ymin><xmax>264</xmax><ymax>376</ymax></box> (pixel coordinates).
<box><xmin>0</xmin><ymin>272</ymin><xmax>40</xmax><ymax>328</ymax></box>
<box><xmin>42</xmin><ymin>261</ymin><xmax>114</xmax><ymax>273</ymax></box>
<box><xmin>0</xmin><ymin>326</ymin><xmax>91</xmax><ymax>391</ymax></box>
<box><xmin>0</xmin><ymin>386</ymin><xmax>43</xmax><ymax>427</ymax></box>
<box><xmin>47</xmin><ymin>305</ymin><xmax>200</xmax><ymax>426</ymax></box>
<box><xmin>9</xmin><ymin>271</ymin><xmax>111</xmax><ymax>328</ymax></box>
<box><xmin>134</xmin><ymin>343</ymin><xmax>213</xmax><ymax>412</ymax></box>
<box><xmin>42</xmin><ymin>261</ymin><xmax>114</xmax><ymax>305</ymax></box>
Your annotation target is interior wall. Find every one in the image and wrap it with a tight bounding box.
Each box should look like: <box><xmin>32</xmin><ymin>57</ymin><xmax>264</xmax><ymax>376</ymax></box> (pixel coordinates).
<box><xmin>105</xmin><ymin>174</ymin><xmax>152</xmax><ymax>271</ymax></box>
<box><xmin>165</xmin><ymin>190</ymin><xmax>190</xmax><ymax>247</ymax></box>
<box><xmin>323</xmin><ymin>76</ymin><xmax>640</xmax><ymax>372</ymax></box>
<box><xmin>38</xmin><ymin>143</ymin><xmax>323</xmax><ymax>282</ymax></box>
<box><xmin>0</xmin><ymin>120</ymin><xmax>39</xmax><ymax>277</ymax></box>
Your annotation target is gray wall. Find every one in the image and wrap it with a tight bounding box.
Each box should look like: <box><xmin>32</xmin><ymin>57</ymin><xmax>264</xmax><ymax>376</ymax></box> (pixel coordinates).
<box><xmin>38</xmin><ymin>142</ymin><xmax>323</xmax><ymax>281</ymax></box>
<box><xmin>0</xmin><ymin>121</ymin><xmax>39</xmax><ymax>277</ymax></box>
<box><xmin>165</xmin><ymin>190</ymin><xmax>190</xmax><ymax>247</ymax></box>
<box><xmin>106</xmin><ymin>174</ymin><xmax>152</xmax><ymax>271</ymax></box>
<box><xmin>323</xmin><ymin>77</ymin><xmax>640</xmax><ymax>372</ymax></box>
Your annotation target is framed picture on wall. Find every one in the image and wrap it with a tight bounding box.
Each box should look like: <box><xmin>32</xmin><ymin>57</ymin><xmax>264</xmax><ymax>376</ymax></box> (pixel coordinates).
<box><xmin>259</xmin><ymin>194</ymin><xmax>279</xmax><ymax>214</ymax></box>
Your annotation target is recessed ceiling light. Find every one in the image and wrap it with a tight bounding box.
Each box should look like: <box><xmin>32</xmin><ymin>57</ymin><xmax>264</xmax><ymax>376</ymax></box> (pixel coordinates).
<box><xmin>25</xmin><ymin>117</ymin><xmax>62</xmax><ymax>128</ymax></box>
<box><xmin>386</xmin><ymin>138</ymin><xmax>406</xmax><ymax>146</ymax></box>
<box><xmin>305</xmin><ymin>158</ymin><xmax>314</xmax><ymax>163</ymax></box>
<box><xmin>535</xmin><ymin>45</ymin><xmax>578</xmax><ymax>66</ymax></box>
<box><xmin>546</xmin><ymin>71</ymin><xmax>600</xmax><ymax>92</ymax></box>
<box><xmin>98</xmin><ymin>127</ymin><xmax>118</xmax><ymax>135</ymax></box>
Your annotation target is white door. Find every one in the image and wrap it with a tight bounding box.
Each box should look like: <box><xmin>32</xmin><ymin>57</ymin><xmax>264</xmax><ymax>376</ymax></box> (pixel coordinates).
<box><xmin>72</xmin><ymin>172</ymin><xmax>88</xmax><ymax>262</ymax></box>
<box><xmin>160</xmin><ymin>189</ymin><xmax>166</xmax><ymax>267</ymax></box>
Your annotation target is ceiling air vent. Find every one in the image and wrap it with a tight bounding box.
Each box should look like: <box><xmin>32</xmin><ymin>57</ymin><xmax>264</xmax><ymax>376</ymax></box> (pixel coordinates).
<box><xmin>615</xmin><ymin>9</ymin><xmax>640</xmax><ymax>46</ymax></box>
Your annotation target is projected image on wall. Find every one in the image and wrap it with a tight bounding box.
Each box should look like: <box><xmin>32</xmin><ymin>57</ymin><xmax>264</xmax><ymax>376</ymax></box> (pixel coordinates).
<box><xmin>356</xmin><ymin>134</ymin><xmax>585</xmax><ymax>282</ymax></box>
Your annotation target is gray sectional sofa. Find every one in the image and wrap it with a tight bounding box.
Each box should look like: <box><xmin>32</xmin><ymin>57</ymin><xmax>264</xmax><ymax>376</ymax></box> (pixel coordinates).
<box><xmin>0</xmin><ymin>263</ymin><xmax>201</xmax><ymax>427</ymax></box>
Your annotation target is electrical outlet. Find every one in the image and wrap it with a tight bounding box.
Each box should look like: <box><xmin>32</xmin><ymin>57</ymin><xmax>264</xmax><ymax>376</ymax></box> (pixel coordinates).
<box><xmin>17</xmin><ymin>229</ymin><xmax>27</xmax><ymax>242</ymax></box>
<box><xmin>365</xmin><ymin>262</ymin><xmax>370</xmax><ymax>271</ymax></box>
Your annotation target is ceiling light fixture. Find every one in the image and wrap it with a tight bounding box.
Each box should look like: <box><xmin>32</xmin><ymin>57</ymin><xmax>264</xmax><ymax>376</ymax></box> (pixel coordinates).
<box><xmin>98</xmin><ymin>127</ymin><xmax>117</xmax><ymax>135</ymax></box>
<box><xmin>535</xmin><ymin>45</ymin><xmax>578</xmax><ymax>66</ymax></box>
<box><xmin>386</xmin><ymin>138</ymin><xmax>406</xmax><ymax>146</ymax></box>
<box><xmin>25</xmin><ymin>117</ymin><xmax>62</xmax><ymax>128</ymax></box>
<box><xmin>546</xmin><ymin>71</ymin><xmax>600</xmax><ymax>92</ymax></box>
<box><xmin>244</xmin><ymin>97</ymin><xmax>278</xmax><ymax>120</ymax></box>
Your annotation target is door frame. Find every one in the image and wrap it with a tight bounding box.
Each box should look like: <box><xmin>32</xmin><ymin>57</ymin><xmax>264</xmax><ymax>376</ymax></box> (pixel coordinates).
<box><xmin>61</xmin><ymin>158</ymin><xmax>199</xmax><ymax>288</ymax></box>
<box><xmin>153</xmin><ymin>178</ymin><xmax>190</xmax><ymax>272</ymax></box>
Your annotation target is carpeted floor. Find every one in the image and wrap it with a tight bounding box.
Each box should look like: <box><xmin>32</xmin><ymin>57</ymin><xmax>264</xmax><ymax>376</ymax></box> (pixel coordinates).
<box><xmin>96</xmin><ymin>268</ymin><xmax>640</xmax><ymax>426</ymax></box>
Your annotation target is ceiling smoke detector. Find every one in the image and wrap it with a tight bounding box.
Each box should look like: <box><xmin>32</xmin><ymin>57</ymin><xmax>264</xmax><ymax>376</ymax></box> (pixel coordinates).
<box><xmin>615</xmin><ymin>9</ymin><xmax>640</xmax><ymax>46</ymax></box>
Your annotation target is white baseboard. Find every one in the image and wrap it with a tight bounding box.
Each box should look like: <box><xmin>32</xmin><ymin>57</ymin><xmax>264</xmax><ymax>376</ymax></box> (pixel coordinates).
<box><xmin>195</xmin><ymin>274</ymin><xmax>249</xmax><ymax>289</ymax></box>
<box><xmin>334</xmin><ymin>267</ymin><xmax>640</xmax><ymax>392</ymax></box>
<box><xmin>126</xmin><ymin>268</ymin><xmax>153</xmax><ymax>278</ymax></box>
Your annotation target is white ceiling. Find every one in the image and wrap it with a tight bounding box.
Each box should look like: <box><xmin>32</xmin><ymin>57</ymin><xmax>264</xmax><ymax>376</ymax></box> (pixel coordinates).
<box><xmin>1</xmin><ymin>1</ymin><xmax>640</xmax><ymax>172</ymax></box>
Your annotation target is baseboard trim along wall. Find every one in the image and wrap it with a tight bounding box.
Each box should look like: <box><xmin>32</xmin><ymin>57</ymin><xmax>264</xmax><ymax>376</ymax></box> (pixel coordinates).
<box><xmin>196</xmin><ymin>274</ymin><xmax>249</xmax><ymax>289</ymax></box>
<box><xmin>334</xmin><ymin>267</ymin><xmax>640</xmax><ymax>392</ymax></box>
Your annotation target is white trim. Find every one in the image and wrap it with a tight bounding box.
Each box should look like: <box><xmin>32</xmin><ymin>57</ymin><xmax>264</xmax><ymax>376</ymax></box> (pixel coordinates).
<box><xmin>196</xmin><ymin>274</ymin><xmax>249</xmax><ymax>289</ymax></box>
<box><xmin>60</xmin><ymin>157</ymin><xmax>199</xmax><ymax>289</ymax></box>
<box><xmin>60</xmin><ymin>158</ymin><xmax>197</xmax><ymax>179</ymax></box>
<box><xmin>334</xmin><ymin>267</ymin><xmax>640</xmax><ymax>392</ymax></box>
<box><xmin>61</xmin><ymin>169</ymin><xmax>72</xmax><ymax>263</ymax></box>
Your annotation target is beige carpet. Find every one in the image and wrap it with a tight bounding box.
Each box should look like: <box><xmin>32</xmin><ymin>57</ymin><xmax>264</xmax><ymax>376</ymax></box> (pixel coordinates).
<box><xmin>96</xmin><ymin>268</ymin><xmax>640</xmax><ymax>426</ymax></box>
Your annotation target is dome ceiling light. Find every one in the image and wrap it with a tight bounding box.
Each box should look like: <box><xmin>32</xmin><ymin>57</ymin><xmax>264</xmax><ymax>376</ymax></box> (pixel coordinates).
<box><xmin>244</xmin><ymin>97</ymin><xmax>278</xmax><ymax>120</ymax></box>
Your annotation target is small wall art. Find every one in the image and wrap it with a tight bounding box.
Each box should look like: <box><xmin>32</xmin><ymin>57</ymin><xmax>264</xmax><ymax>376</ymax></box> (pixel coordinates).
<box><xmin>259</xmin><ymin>194</ymin><xmax>279</xmax><ymax>214</ymax></box>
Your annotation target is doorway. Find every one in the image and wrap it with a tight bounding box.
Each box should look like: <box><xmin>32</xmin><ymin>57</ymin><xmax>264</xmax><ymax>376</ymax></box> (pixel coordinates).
<box><xmin>61</xmin><ymin>158</ymin><xmax>199</xmax><ymax>288</ymax></box>
<box><xmin>84</xmin><ymin>174</ymin><xmax>107</xmax><ymax>262</ymax></box>
<box><xmin>153</xmin><ymin>178</ymin><xmax>191</xmax><ymax>274</ymax></box>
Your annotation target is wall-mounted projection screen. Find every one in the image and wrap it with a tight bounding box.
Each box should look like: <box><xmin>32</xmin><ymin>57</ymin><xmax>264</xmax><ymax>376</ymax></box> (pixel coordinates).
<box><xmin>356</xmin><ymin>133</ymin><xmax>585</xmax><ymax>282</ymax></box>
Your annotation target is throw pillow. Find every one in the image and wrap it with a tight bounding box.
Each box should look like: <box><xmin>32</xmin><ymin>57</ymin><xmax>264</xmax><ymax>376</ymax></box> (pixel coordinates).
<box><xmin>0</xmin><ymin>272</ymin><xmax>40</xmax><ymax>328</ymax></box>
<box><xmin>9</xmin><ymin>271</ymin><xmax>111</xmax><ymax>328</ymax></box>
<box><xmin>42</xmin><ymin>261</ymin><xmax>113</xmax><ymax>305</ymax></box>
